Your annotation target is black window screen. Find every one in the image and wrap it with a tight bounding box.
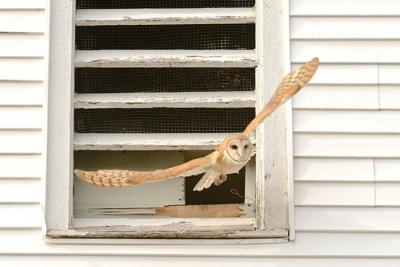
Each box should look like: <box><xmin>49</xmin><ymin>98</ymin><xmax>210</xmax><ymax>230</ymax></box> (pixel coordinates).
<box><xmin>77</xmin><ymin>0</ymin><xmax>255</xmax><ymax>9</ymax></box>
<box><xmin>76</xmin><ymin>24</ymin><xmax>255</xmax><ymax>50</ymax></box>
<box><xmin>75</xmin><ymin>68</ymin><xmax>255</xmax><ymax>93</ymax></box>
<box><xmin>75</xmin><ymin>108</ymin><xmax>254</xmax><ymax>133</ymax></box>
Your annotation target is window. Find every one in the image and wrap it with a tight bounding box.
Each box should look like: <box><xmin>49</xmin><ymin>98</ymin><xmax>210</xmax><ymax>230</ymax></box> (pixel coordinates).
<box><xmin>45</xmin><ymin>0</ymin><xmax>293</xmax><ymax>241</ymax></box>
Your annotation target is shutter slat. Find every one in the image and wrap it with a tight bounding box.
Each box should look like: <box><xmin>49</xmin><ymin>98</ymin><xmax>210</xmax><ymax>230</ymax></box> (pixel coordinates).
<box><xmin>74</xmin><ymin>92</ymin><xmax>255</xmax><ymax>109</ymax></box>
<box><xmin>74</xmin><ymin>133</ymin><xmax>255</xmax><ymax>151</ymax></box>
<box><xmin>75</xmin><ymin>50</ymin><xmax>256</xmax><ymax>68</ymax></box>
<box><xmin>76</xmin><ymin>8</ymin><xmax>255</xmax><ymax>26</ymax></box>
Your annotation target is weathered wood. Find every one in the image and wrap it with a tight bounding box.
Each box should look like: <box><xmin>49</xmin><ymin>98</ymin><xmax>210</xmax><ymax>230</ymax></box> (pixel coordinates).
<box><xmin>75</xmin><ymin>50</ymin><xmax>257</xmax><ymax>68</ymax></box>
<box><xmin>255</xmin><ymin>0</ymin><xmax>290</xmax><ymax>232</ymax></box>
<box><xmin>74</xmin><ymin>133</ymin><xmax>237</xmax><ymax>151</ymax></box>
<box><xmin>74</xmin><ymin>92</ymin><xmax>255</xmax><ymax>109</ymax></box>
<box><xmin>48</xmin><ymin>226</ymin><xmax>288</xmax><ymax>239</ymax></box>
<box><xmin>155</xmin><ymin>204</ymin><xmax>245</xmax><ymax>218</ymax></box>
<box><xmin>85</xmin><ymin>203</ymin><xmax>255</xmax><ymax>218</ymax></box>
<box><xmin>76</xmin><ymin>8</ymin><xmax>255</xmax><ymax>26</ymax></box>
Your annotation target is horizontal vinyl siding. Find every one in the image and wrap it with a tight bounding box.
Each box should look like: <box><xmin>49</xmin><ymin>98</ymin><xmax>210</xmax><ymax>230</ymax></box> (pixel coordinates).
<box><xmin>0</xmin><ymin>2</ymin><xmax>46</xmax><ymax>261</ymax></box>
<box><xmin>1</xmin><ymin>0</ymin><xmax>400</xmax><ymax>265</ymax></box>
<box><xmin>291</xmin><ymin>0</ymin><xmax>400</xmax><ymax>264</ymax></box>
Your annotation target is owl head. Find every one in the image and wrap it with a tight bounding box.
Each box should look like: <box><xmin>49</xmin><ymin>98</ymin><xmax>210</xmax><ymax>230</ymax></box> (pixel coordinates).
<box><xmin>220</xmin><ymin>134</ymin><xmax>253</xmax><ymax>163</ymax></box>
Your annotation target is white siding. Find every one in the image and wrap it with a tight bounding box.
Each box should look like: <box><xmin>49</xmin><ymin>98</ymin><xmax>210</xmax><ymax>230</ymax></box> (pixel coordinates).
<box><xmin>2</xmin><ymin>0</ymin><xmax>400</xmax><ymax>265</ymax></box>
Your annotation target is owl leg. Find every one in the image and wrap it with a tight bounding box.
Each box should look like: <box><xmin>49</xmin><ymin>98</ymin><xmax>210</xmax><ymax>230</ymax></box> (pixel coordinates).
<box><xmin>215</xmin><ymin>174</ymin><xmax>227</xmax><ymax>186</ymax></box>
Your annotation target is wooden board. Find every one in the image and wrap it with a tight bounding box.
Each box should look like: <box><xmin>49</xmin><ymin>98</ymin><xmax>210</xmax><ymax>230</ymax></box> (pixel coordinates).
<box><xmin>75</xmin><ymin>50</ymin><xmax>256</xmax><ymax>68</ymax></box>
<box><xmin>76</xmin><ymin>8</ymin><xmax>255</xmax><ymax>26</ymax></box>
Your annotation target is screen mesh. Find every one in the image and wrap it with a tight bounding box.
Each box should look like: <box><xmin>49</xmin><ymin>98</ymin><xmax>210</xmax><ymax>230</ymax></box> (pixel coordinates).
<box><xmin>75</xmin><ymin>68</ymin><xmax>255</xmax><ymax>93</ymax></box>
<box><xmin>75</xmin><ymin>108</ymin><xmax>254</xmax><ymax>133</ymax></box>
<box><xmin>77</xmin><ymin>0</ymin><xmax>255</xmax><ymax>9</ymax></box>
<box><xmin>76</xmin><ymin>25</ymin><xmax>255</xmax><ymax>50</ymax></box>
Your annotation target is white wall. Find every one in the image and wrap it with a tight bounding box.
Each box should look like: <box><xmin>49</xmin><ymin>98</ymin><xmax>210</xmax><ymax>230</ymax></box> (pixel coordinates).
<box><xmin>1</xmin><ymin>0</ymin><xmax>400</xmax><ymax>266</ymax></box>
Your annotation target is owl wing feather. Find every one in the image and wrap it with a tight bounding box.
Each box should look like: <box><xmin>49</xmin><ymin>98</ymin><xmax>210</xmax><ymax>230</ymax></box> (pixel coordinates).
<box><xmin>243</xmin><ymin>57</ymin><xmax>320</xmax><ymax>137</ymax></box>
<box><xmin>75</xmin><ymin>151</ymin><xmax>221</xmax><ymax>187</ymax></box>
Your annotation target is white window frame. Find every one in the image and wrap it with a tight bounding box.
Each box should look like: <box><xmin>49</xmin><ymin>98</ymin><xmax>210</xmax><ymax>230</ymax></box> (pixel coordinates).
<box><xmin>43</xmin><ymin>0</ymin><xmax>293</xmax><ymax>242</ymax></box>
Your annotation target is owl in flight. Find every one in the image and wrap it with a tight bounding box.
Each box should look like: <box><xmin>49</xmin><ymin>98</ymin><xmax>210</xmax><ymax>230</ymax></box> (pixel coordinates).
<box><xmin>75</xmin><ymin>57</ymin><xmax>319</xmax><ymax>191</ymax></box>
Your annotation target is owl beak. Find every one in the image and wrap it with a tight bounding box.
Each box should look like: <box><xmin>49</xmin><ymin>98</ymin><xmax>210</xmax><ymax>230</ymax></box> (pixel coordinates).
<box><xmin>237</xmin><ymin>147</ymin><xmax>244</xmax><ymax>158</ymax></box>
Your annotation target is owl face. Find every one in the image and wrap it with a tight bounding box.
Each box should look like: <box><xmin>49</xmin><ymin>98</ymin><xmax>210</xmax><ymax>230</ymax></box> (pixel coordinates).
<box><xmin>225</xmin><ymin>136</ymin><xmax>253</xmax><ymax>163</ymax></box>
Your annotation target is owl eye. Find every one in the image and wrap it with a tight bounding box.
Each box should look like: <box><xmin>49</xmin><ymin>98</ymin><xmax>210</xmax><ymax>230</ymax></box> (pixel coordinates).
<box><xmin>244</xmin><ymin>145</ymin><xmax>249</xmax><ymax>149</ymax></box>
<box><xmin>231</xmin><ymin>145</ymin><xmax>238</xmax><ymax>150</ymax></box>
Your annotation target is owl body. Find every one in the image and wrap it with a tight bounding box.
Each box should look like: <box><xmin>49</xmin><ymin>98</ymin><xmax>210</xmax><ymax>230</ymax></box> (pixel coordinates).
<box><xmin>192</xmin><ymin>134</ymin><xmax>253</xmax><ymax>191</ymax></box>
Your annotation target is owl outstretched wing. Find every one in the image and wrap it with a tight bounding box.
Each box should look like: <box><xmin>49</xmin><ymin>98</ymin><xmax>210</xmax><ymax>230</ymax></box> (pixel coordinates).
<box><xmin>243</xmin><ymin>57</ymin><xmax>320</xmax><ymax>137</ymax></box>
<box><xmin>75</xmin><ymin>151</ymin><xmax>221</xmax><ymax>187</ymax></box>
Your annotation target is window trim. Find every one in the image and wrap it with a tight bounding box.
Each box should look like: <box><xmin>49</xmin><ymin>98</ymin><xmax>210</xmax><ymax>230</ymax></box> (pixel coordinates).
<box><xmin>43</xmin><ymin>0</ymin><xmax>293</xmax><ymax>242</ymax></box>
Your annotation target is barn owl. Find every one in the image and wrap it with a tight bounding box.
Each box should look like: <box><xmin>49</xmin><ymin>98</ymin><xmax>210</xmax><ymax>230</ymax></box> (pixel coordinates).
<box><xmin>75</xmin><ymin>57</ymin><xmax>319</xmax><ymax>191</ymax></box>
